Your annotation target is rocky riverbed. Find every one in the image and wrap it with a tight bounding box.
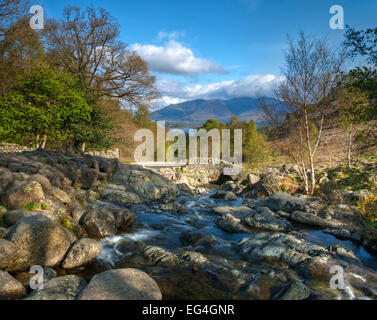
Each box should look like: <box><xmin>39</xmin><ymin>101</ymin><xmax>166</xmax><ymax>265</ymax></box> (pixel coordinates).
<box><xmin>1</xmin><ymin>149</ymin><xmax>377</xmax><ymax>300</ymax></box>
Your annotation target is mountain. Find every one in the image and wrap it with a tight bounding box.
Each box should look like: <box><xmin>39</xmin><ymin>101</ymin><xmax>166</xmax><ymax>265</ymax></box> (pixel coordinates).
<box><xmin>150</xmin><ymin>97</ymin><xmax>285</xmax><ymax>126</ymax></box>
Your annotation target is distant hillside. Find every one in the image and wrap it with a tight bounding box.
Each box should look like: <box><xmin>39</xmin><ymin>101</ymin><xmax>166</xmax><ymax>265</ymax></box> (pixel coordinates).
<box><xmin>150</xmin><ymin>97</ymin><xmax>286</xmax><ymax>125</ymax></box>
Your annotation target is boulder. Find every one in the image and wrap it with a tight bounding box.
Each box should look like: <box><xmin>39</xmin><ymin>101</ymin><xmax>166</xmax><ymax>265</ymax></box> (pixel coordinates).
<box><xmin>3</xmin><ymin>209</ymin><xmax>58</xmax><ymax>226</ymax></box>
<box><xmin>110</xmin><ymin>208</ymin><xmax>135</xmax><ymax>230</ymax></box>
<box><xmin>259</xmin><ymin>193</ymin><xmax>308</xmax><ymax>213</ymax></box>
<box><xmin>180</xmin><ymin>230</ymin><xmax>218</xmax><ymax>247</ymax></box>
<box><xmin>210</xmin><ymin>190</ymin><xmax>237</xmax><ymax>201</ymax></box>
<box><xmin>25</xmin><ymin>275</ymin><xmax>87</xmax><ymax>300</ymax></box>
<box><xmin>2</xmin><ymin>181</ymin><xmax>44</xmax><ymax>209</ymax></box>
<box><xmin>80</xmin><ymin>208</ymin><xmax>117</xmax><ymax>239</ymax></box>
<box><xmin>0</xmin><ymin>270</ymin><xmax>26</xmax><ymax>300</ymax></box>
<box><xmin>290</xmin><ymin>211</ymin><xmax>328</xmax><ymax>228</ymax></box>
<box><xmin>242</xmin><ymin>207</ymin><xmax>292</xmax><ymax>232</ymax></box>
<box><xmin>112</xmin><ymin>164</ymin><xmax>180</xmax><ymax>203</ymax></box>
<box><xmin>100</xmin><ymin>188</ymin><xmax>142</xmax><ymax>206</ymax></box>
<box><xmin>6</xmin><ymin>215</ymin><xmax>76</xmax><ymax>271</ymax></box>
<box><xmin>27</xmin><ymin>174</ymin><xmax>52</xmax><ymax>193</ymax></box>
<box><xmin>61</xmin><ymin>238</ymin><xmax>101</xmax><ymax>269</ymax></box>
<box><xmin>215</xmin><ymin>214</ymin><xmax>249</xmax><ymax>233</ymax></box>
<box><xmin>79</xmin><ymin>268</ymin><xmax>162</xmax><ymax>300</ymax></box>
<box><xmin>180</xmin><ymin>251</ymin><xmax>210</xmax><ymax>267</ymax></box>
<box><xmin>0</xmin><ymin>238</ymin><xmax>17</xmax><ymax>269</ymax></box>
<box><xmin>280</xmin><ymin>281</ymin><xmax>311</xmax><ymax>300</ymax></box>
<box><xmin>51</xmin><ymin>188</ymin><xmax>71</xmax><ymax>204</ymax></box>
<box><xmin>160</xmin><ymin>202</ymin><xmax>188</xmax><ymax>214</ymax></box>
<box><xmin>0</xmin><ymin>167</ymin><xmax>14</xmax><ymax>192</ymax></box>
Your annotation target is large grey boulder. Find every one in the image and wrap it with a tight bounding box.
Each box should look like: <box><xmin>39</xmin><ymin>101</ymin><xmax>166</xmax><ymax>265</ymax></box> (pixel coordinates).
<box><xmin>0</xmin><ymin>270</ymin><xmax>26</xmax><ymax>300</ymax></box>
<box><xmin>112</xmin><ymin>164</ymin><xmax>180</xmax><ymax>203</ymax></box>
<box><xmin>25</xmin><ymin>275</ymin><xmax>87</xmax><ymax>300</ymax></box>
<box><xmin>78</xmin><ymin>268</ymin><xmax>162</xmax><ymax>300</ymax></box>
<box><xmin>242</xmin><ymin>207</ymin><xmax>292</xmax><ymax>232</ymax></box>
<box><xmin>6</xmin><ymin>215</ymin><xmax>76</xmax><ymax>271</ymax></box>
<box><xmin>61</xmin><ymin>238</ymin><xmax>101</xmax><ymax>269</ymax></box>
<box><xmin>259</xmin><ymin>193</ymin><xmax>308</xmax><ymax>213</ymax></box>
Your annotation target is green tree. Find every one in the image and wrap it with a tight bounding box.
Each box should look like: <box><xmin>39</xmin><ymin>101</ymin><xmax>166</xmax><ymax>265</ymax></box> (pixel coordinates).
<box><xmin>244</xmin><ymin>119</ymin><xmax>270</xmax><ymax>167</ymax></box>
<box><xmin>0</xmin><ymin>68</ymin><xmax>92</xmax><ymax>147</ymax></box>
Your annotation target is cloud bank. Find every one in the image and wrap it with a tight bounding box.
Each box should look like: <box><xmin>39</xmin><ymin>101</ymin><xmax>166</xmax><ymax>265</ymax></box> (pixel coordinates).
<box><xmin>154</xmin><ymin>74</ymin><xmax>284</xmax><ymax>107</ymax></box>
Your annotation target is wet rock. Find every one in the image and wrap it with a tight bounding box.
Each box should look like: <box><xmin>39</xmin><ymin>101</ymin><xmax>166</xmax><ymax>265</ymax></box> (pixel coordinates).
<box><xmin>80</xmin><ymin>207</ymin><xmax>117</xmax><ymax>239</ymax></box>
<box><xmin>25</xmin><ymin>275</ymin><xmax>87</xmax><ymax>300</ymax></box>
<box><xmin>61</xmin><ymin>238</ymin><xmax>101</xmax><ymax>269</ymax></box>
<box><xmin>2</xmin><ymin>181</ymin><xmax>44</xmax><ymax>210</ymax></box>
<box><xmin>176</xmin><ymin>183</ymin><xmax>195</xmax><ymax>196</ymax></box>
<box><xmin>242</xmin><ymin>207</ymin><xmax>292</xmax><ymax>232</ymax></box>
<box><xmin>140</xmin><ymin>245</ymin><xmax>179</xmax><ymax>266</ymax></box>
<box><xmin>280</xmin><ymin>281</ymin><xmax>311</xmax><ymax>300</ymax></box>
<box><xmin>212</xmin><ymin>205</ymin><xmax>253</xmax><ymax>218</ymax></box>
<box><xmin>6</xmin><ymin>215</ymin><xmax>76</xmax><ymax>271</ymax></box>
<box><xmin>210</xmin><ymin>190</ymin><xmax>237</xmax><ymax>201</ymax></box>
<box><xmin>0</xmin><ymin>270</ymin><xmax>26</xmax><ymax>300</ymax></box>
<box><xmin>112</xmin><ymin>163</ymin><xmax>180</xmax><ymax>203</ymax></box>
<box><xmin>100</xmin><ymin>188</ymin><xmax>142</xmax><ymax>206</ymax></box>
<box><xmin>78</xmin><ymin>268</ymin><xmax>162</xmax><ymax>300</ymax></box>
<box><xmin>237</xmin><ymin>233</ymin><xmax>327</xmax><ymax>268</ymax></box>
<box><xmin>110</xmin><ymin>208</ymin><xmax>135</xmax><ymax>230</ymax></box>
<box><xmin>259</xmin><ymin>193</ymin><xmax>308</xmax><ymax>213</ymax></box>
<box><xmin>290</xmin><ymin>211</ymin><xmax>328</xmax><ymax>228</ymax></box>
<box><xmin>180</xmin><ymin>251</ymin><xmax>210</xmax><ymax>267</ymax></box>
<box><xmin>180</xmin><ymin>230</ymin><xmax>218</xmax><ymax>247</ymax></box>
<box><xmin>215</xmin><ymin>214</ymin><xmax>249</xmax><ymax>233</ymax></box>
<box><xmin>0</xmin><ymin>238</ymin><xmax>17</xmax><ymax>269</ymax></box>
<box><xmin>160</xmin><ymin>201</ymin><xmax>188</xmax><ymax>214</ymax></box>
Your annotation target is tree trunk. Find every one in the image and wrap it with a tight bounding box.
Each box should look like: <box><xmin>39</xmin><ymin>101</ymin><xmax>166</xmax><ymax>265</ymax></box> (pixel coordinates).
<box><xmin>41</xmin><ymin>134</ymin><xmax>47</xmax><ymax>149</ymax></box>
<box><xmin>36</xmin><ymin>134</ymin><xmax>40</xmax><ymax>149</ymax></box>
<box><xmin>81</xmin><ymin>142</ymin><xmax>86</xmax><ymax>153</ymax></box>
<box><xmin>347</xmin><ymin>124</ymin><xmax>353</xmax><ymax>168</ymax></box>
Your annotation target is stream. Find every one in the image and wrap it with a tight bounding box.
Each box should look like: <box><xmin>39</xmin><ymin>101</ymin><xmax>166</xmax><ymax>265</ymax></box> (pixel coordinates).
<box><xmin>96</xmin><ymin>189</ymin><xmax>377</xmax><ymax>299</ymax></box>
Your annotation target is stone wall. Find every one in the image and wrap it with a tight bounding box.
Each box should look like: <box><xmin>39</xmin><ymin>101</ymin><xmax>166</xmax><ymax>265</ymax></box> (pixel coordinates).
<box><xmin>0</xmin><ymin>143</ymin><xmax>120</xmax><ymax>159</ymax></box>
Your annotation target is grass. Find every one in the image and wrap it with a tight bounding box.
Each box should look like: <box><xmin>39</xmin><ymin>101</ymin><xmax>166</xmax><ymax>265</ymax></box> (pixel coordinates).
<box><xmin>327</xmin><ymin>165</ymin><xmax>372</xmax><ymax>192</ymax></box>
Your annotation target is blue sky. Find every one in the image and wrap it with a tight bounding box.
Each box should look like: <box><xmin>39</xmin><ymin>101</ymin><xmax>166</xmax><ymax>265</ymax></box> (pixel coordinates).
<box><xmin>37</xmin><ymin>0</ymin><xmax>377</xmax><ymax>106</ymax></box>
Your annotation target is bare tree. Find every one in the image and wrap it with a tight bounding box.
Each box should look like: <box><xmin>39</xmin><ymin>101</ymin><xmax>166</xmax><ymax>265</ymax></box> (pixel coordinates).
<box><xmin>257</xmin><ymin>93</ymin><xmax>287</xmax><ymax>133</ymax></box>
<box><xmin>276</xmin><ymin>31</ymin><xmax>344</xmax><ymax>195</ymax></box>
<box><xmin>43</xmin><ymin>6</ymin><xmax>159</xmax><ymax>108</ymax></box>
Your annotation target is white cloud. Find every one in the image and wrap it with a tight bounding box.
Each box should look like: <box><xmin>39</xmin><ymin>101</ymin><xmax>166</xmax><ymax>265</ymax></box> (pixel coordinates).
<box><xmin>155</xmin><ymin>74</ymin><xmax>284</xmax><ymax>106</ymax></box>
<box><xmin>156</xmin><ymin>30</ymin><xmax>185</xmax><ymax>41</ymax></box>
<box><xmin>132</xmin><ymin>40</ymin><xmax>227</xmax><ymax>75</ymax></box>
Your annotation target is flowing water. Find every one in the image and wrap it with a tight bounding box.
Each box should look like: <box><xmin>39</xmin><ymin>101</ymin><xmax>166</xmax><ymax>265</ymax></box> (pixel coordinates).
<box><xmin>97</xmin><ymin>190</ymin><xmax>377</xmax><ymax>299</ymax></box>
